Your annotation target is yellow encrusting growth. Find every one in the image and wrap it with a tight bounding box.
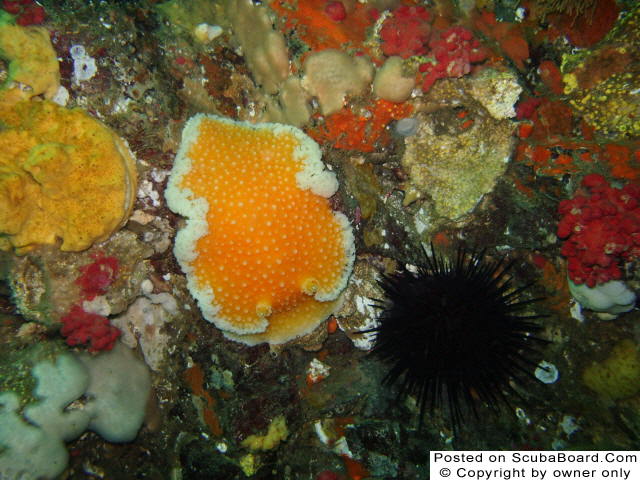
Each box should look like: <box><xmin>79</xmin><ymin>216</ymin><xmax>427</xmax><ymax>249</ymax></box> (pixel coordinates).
<box><xmin>166</xmin><ymin>115</ymin><xmax>354</xmax><ymax>345</ymax></box>
<box><xmin>0</xmin><ymin>100</ymin><xmax>137</xmax><ymax>252</ymax></box>
<box><xmin>240</xmin><ymin>415</ymin><xmax>289</xmax><ymax>451</ymax></box>
<box><xmin>583</xmin><ymin>339</ymin><xmax>640</xmax><ymax>401</ymax></box>
<box><xmin>0</xmin><ymin>23</ymin><xmax>60</xmax><ymax>106</ymax></box>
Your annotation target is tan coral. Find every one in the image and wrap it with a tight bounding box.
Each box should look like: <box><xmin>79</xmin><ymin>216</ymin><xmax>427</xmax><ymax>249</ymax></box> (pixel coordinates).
<box><xmin>225</xmin><ymin>0</ymin><xmax>289</xmax><ymax>95</ymax></box>
<box><xmin>0</xmin><ymin>100</ymin><xmax>137</xmax><ymax>253</ymax></box>
<box><xmin>373</xmin><ymin>56</ymin><xmax>416</xmax><ymax>103</ymax></box>
<box><xmin>302</xmin><ymin>49</ymin><xmax>374</xmax><ymax>115</ymax></box>
<box><xmin>261</xmin><ymin>76</ymin><xmax>312</xmax><ymax>128</ymax></box>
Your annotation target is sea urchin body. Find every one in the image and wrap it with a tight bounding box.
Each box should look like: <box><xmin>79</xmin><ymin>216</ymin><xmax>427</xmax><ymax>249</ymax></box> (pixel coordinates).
<box><xmin>368</xmin><ymin>246</ymin><xmax>547</xmax><ymax>431</ymax></box>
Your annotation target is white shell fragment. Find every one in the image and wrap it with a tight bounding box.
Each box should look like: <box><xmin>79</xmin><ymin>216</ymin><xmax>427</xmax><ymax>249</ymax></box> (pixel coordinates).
<box><xmin>535</xmin><ymin>360</ymin><xmax>559</xmax><ymax>384</ymax></box>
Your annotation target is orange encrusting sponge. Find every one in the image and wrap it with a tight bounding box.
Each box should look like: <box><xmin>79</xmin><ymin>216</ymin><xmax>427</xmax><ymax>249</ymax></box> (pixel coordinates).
<box><xmin>165</xmin><ymin>115</ymin><xmax>354</xmax><ymax>345</ymax></box>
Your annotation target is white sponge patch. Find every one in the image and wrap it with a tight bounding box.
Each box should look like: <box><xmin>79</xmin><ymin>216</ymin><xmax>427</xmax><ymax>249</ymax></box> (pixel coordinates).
<box><xmin>569</xmin><ymin>279</ymin><xmax>636</xmax><ymax>315</ymax></box>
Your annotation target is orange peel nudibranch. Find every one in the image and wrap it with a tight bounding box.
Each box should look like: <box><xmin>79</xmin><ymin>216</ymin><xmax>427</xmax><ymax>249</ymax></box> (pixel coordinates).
<box><xmin>301</xmin><ymin>278</ymin><xmax>320</xmax><ymax>296</ymax></box>
<box><xmin>255</xmin><ymin>300</ymin><xmax>272</xmax><ymax>319</ymax></box>
<box><xmin>165</xmin><ymin>115</ymin><xmax>355</xmax><ymax>345</ymax></box>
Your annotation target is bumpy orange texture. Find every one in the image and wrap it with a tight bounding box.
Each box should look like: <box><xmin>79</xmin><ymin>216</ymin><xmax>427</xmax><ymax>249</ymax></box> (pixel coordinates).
<box><xmin>166</xmin><ymin>115</ymin><xmax>353</xmax><ymax>345</ymax></box>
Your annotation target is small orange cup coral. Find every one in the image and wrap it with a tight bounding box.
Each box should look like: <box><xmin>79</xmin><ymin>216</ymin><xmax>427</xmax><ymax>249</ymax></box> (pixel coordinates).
<box><xmin>165</xmin><ymin>115</ymin><xmax>354</xmax><ymax>345</ymax></box>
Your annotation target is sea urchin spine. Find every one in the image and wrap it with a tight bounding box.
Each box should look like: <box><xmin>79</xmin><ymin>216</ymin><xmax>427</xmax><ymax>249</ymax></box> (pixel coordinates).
<box><xmin>368</xmin><ymin>245</ymin><xmax>548</xmax><ymax>431</ymax></box>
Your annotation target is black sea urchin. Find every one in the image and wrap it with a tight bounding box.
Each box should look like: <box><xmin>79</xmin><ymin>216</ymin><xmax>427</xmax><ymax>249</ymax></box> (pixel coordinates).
<box><xmin>368</xmin><ymin>246</ymin><xmax>548</xmax><ymax>431</ymax></box>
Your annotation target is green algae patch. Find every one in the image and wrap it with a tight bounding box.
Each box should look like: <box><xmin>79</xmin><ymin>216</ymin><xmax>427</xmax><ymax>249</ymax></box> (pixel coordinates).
<box><xmin>0</xmin><ymin>341</ymin><xmax>67</xmax><ymax>408</ymax></box>
<box><xmin>155</xmin><ymin>0</ymin><xmax>221</xmax><ymax>38</ymax></box>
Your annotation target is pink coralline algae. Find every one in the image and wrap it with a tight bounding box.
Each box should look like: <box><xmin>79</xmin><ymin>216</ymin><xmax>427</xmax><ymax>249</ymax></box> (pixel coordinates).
<box><xmin>557</xmin><ymin>174</ymin><xmax>640</xmax><ymax>287</ymax></box>
<box><xmin>61</xmin><ymin>305</ymin><xmax>121</xmax><ymax>352</ymax></box>
<box><xmin>380</xmin><ymin>5</ymin><xmax>431</xmax><ymax>58</ymax></box>
<box><xmin>419</xmin><ymin>26</ymin><xmax>488</xmax><ymax>92</ymax></box>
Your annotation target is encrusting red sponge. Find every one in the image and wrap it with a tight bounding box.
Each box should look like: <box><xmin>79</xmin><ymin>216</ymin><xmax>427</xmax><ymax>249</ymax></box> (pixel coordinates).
<box><xmin>419</xmin><ymin>26</ymin><xmax>488</xmax><ymax>92</ymax></box>
<box><xmin>2</xmin><ymin>0</ymin><xmax>46</xmax><ymax>26</ymax></box>
<box><xmin>380</xmin><ymin>5</ymin><xmax>431</xmax><ymax>58</ymax></box>
<box><xmin>324</xmin><ymin>1</ymin><xmax>346</xmax><ymax>22</ymax></box>
<box><xmin>60</xmin><ymin>304</ymin><xmax>121</xmax><ymax>352</ymax></box>
<box><xmin>60</xmin><ymin>253</ymin><xmax>122</xmax><ymax>352</ymax></box>
<box><xmin>76</xmin><ymin>253</ymin><xmax>119</xmax><ymax>299</ymax></box>
<box><xmin>558</xmin><ymin>173</ymin><xmax>640</xmax><ymax>287</ymax></box>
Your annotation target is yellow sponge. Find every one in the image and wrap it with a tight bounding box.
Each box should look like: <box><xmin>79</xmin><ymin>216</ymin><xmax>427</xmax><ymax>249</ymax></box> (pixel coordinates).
<box><xmin>0</xmin><ymin>22</ymin><xmax>60</xmax><ymax>106</ymax></box>
<box><xmin>0</xmin><ymin>101</ymin><xmax>137</xmax><ymax>253</ymax></box>
<box><xmin>583</xmin><ymin>339</ymin><xmax>640</xmax><ymax>401</ymax></box>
